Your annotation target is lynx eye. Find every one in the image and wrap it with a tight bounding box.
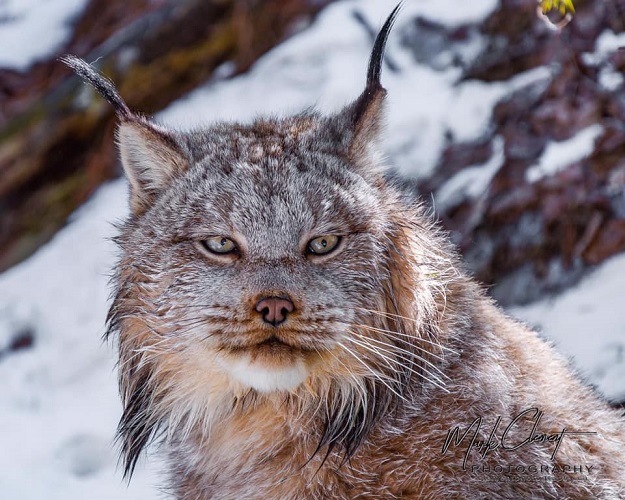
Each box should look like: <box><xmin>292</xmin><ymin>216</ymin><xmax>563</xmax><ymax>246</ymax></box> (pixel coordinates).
<box><xmin>307</xmin><ymin>235</ymin><xmax>340</xmax><ymax>256</ymax></box>
<box><xmin>200</xmin><ymin>236</ymin><xmax>238</xmax><ymax>255</ymax></box>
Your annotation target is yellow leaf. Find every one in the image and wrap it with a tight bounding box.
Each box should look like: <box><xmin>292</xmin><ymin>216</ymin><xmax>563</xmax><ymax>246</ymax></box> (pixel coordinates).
<box><xmin>541</xmin><ymin>0</ymin><xmax>575</xmax><ymax>15</ymax></box>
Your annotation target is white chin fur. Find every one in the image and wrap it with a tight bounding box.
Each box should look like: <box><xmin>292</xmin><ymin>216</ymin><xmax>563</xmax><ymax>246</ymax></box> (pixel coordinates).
<box><xmin>224</xmin><ymin>357</ymin><xmax>309</xmax><ymax>393</ymax></box>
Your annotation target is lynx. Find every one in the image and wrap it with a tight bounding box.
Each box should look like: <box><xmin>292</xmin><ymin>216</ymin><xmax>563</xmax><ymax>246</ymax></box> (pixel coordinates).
<box><xmin>63</xmin><ymin>6</ymin><xmax>625</xmax><ymax>499</ymax></box>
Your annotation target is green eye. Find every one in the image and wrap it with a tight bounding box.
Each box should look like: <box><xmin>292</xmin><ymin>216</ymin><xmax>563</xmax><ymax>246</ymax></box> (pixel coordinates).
<box><xmin>201</xmin><ymin>236</ymin><xmax>238</xmax><ymax>255</ymax></box>
<box><xmin>307</xmin><ymin>235</ymin><xmax>340</xmax><ymax>256</ymax></box>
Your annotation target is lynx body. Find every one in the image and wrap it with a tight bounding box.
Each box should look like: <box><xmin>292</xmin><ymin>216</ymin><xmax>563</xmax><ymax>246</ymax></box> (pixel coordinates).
<box><xmin>63</xmin><ymin>7</ymin><xmax>625</xmax><ymax>499</ymax></box>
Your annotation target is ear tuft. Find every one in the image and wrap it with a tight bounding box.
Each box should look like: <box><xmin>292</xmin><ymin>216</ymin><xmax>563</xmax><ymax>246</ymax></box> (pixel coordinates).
<box><xmin>117</xmin><ymin>120</ymin><xmax>188</xmax><ymax>215</ymax></box>
<box><xmin>331</xmin><ymin>4</ymin><xmax>401</xmax><ymax>177</ymax></box>
<box><xmin>350</xmin><ymin>2</ymin><xmax>402</xmax><ymax>129</ymax></box>
<box><xmin>60</xmin><ymin>55</ymin><xmax>131</xmax><ymax>118</ymax></box>
<box><xmin>61</xmin><ymin>55</ymin><xmax>188</xmax><ymax>215</ymax></box>
<box><xmin>365</xmin><ymin>3</ymin><xmax>402</xmax><ymax>94</ymax></box>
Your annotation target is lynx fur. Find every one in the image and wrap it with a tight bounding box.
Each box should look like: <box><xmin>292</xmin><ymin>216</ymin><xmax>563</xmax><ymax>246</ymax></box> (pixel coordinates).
<box><xmin>62</xmin><ymin>6</ymin><xmax>625</xmax><ymax>499</ymax></box>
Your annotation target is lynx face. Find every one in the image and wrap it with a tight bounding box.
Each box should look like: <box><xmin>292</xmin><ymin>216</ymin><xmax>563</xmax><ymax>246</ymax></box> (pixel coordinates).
<box><xmin>118</xmin><ymin>116</ymin><xmax>392</xmax><ymax>393</ymax></box>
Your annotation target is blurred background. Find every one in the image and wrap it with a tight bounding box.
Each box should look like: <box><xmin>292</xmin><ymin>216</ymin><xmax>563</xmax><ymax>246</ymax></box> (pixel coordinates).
<box><xmin>0</xmin><ymin>0</ymin><xmax>624</xmax><ymax>497</ymax></box>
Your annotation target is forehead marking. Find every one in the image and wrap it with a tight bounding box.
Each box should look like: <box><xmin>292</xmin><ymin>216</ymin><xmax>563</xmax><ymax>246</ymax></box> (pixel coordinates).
<box><xmin>248</xmin><ymin>140</ymin><xmax>283</xmax><ymax>162</ymax></box>
<box><xmin>288</xmin><ymin>117</ymin><xmax>316</xmax><ymax>140</ymax></box>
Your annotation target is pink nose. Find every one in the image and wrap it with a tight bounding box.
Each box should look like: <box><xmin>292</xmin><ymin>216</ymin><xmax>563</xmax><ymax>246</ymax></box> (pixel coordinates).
<box><xmin>255</xmin><ymin>296</ymin><xmax>295</xmax><ymax>326</ymax></box>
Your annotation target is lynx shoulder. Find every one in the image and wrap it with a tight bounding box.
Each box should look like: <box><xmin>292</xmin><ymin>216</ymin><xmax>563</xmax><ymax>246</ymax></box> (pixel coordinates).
<box><xmin>63</xmin><ymin>6</ymin><xmax>625</xmax><ymax>499</ymax></box>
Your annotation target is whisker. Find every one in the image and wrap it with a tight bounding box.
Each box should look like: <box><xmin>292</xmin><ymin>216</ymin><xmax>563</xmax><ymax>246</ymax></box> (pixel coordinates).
<box><xmin>353</xmin><ymin>305</ymin><xmax>452</xmax><ymax>342</ymax></box>
<box><xmin>157</xmin><ymin>304</ymin><xmax>232</xmax><ymax>309</ymax></box>
<box><xmin>351</xmin><ymin>332</ymin><xmax>449</xmax><ymax>383</ymax></box>
<box><xmin>319</xmin><ymin>347</ymin><xmax>370</xmax><ymax>436</ymax></box>
<box><xmin>159</xmin><ymin>316</ymin><xmax>231</xmax><ymax>328</ymax></box>
<box><xmin>357</xmin><ymin>322</ymin><xmax>457</xmax><ymax>355</ymax></box>
<box><xmin>199</xmin><ymin>331</ymin><xmax>218</xmax><ymax>343</ymax></box>
<box><xmin>346</xmin><ymin>336</ymin><xmax>422</xmax><ymax>385</ymax></box>
<box><xmin>347</xmin><ymin>336</ymin><xmax>449</xmax><ymax>393</ymax></box>
<box><xmin>354</xmin><ymin>306</ymin><xmax>420</xmax><ymax>325</ymax></box>
<box><xmin>324</xmin><ymin>347</ymin><xmax>365</xmax><ymax>393</ymax></box>
<box><xmin>116</xmin><ymin>316</ymin><xmax>224</xmax><ymax>370</ymax></box>
<box><xmin>352</xmin><ymin>325</ymin><xmax>448</xmax><ymax>363</ymax></box>
<box><xmin>337</xmin><ymin>342</ymin><xmax>408</xmax><ymax>404</ymax></box>
<box><xmin>119</xmin><ymin>349</ymin><xmax>162</xmax><ymax>372</ymax></box>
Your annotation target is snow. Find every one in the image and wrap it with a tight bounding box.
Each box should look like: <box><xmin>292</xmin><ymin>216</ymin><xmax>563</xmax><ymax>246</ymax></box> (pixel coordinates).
<box><xmin>1</xmin><ymin>0</ymin><xmax>623</xmax><ymax>498</ymax></box>
<box><xmin>0</xmin><ymin>0</ymin><xmax>90</xmax><ymax>70</ymax></box>
<box><xmin>525</xmin><ymin>124</ymin><xmax>604</xmax><ymax>183</ymax></box>
<box><xmin>443</xmin><ymin>67</ymin><xmax>553</xmax><ymax>144</ymax></box>
<box><xmin>0</xmin><ymin>181</ymin><xmax>164</xmax><ymax>498</ymax></box>
<box><xmin>511</xmin><ymin>254</ymin><xmax>625</xmax><ymax>402</ymax></box>
<box><xmin>581</xmin><ymin>29</ymin><xmax>625</xmax><ymax>66</ymax></box>
<box><xmin>598</xmin><ymin>65</ymin><xmax>624</xmax><ymax>91</ymax></box>
<box><xmin>581</xmin><ymin>29</ymin><xmax>625</xmax><ymax>91</ymax></box>
<box><xmin>394</xmin><ymin>0</ymin><xmax>499</xmax><ymax>26</ymax></box>
<box><xmin>594</xmin><ymin>30</ymin><xmax>625</xmax><ymax>55</ymax></box>
<box><xmin>435</xmin><ymin>136</ymin><xmax>504</xmax><ymax>211</ymax></box>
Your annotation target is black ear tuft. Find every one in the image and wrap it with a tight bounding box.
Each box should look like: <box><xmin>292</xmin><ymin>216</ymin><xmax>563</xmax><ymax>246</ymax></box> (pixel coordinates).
<box><xmin>60</xmin><ymin>55</ymin><xmax>131</xmax><ymax>118</ymax></box>
<box><xmin>326</xmin><ymin>5</ymin><xmax>402</xmax><ymax>178</ymax></box>
<box><xmin>61</xmin><ymin>55</ymin><xmax>187</xmax><ymax>216</ymax></box>
<box><xmin>365</xmin><ymin>3</ymin><xmax>402</xmax><ymax>92</ymax></box>
<box><xmin>350</xmin><ymin>3</ymin><xmax>402</xmax><ymax>128</ymax></box>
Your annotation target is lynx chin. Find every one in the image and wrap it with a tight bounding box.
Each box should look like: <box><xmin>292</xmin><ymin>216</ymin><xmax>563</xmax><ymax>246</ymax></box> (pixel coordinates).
<box><xmin>63</xmin><ymin>6</ymin><xmax>625</xmax><ymax>499</ymax></box>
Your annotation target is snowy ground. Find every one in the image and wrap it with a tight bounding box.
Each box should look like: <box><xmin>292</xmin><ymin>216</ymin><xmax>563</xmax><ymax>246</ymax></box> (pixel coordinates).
<box><xmin>1</xmin><ymin>0</ymin><xmax>623</xmax><ymax>498</ymax></box>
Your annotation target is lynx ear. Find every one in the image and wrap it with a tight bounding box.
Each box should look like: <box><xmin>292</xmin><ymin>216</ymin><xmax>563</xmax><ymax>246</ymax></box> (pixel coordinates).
<box><xmin>330</xmin><ymin>4</ymin><xmax>400</xmax><ymax>178</ymax></box>
<box><xmin>61</xmin><ymin>56</ymin><xmax>187</xmax><ymax>215</ymax></box>
<box><xmin>117</xmin><ymin>120</ymin><xmax>187</xmax><ymax>215</ymax></box>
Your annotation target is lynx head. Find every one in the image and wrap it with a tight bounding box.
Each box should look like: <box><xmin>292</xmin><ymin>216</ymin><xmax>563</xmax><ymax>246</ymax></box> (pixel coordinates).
<box><xmin>63</xmin><ymin>5</ymin><xmax>458</xmax><ymax>477</ymax></box>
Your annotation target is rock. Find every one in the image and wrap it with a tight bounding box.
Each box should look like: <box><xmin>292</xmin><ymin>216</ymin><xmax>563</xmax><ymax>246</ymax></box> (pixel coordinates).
<box><xmin>416</xmin><ymin>0</ymin><xmax>625</xmax><ymax>305</ymax></box>
<box><xmin>583</xmin><ymin>219</ymin><xmax>625</xmax><ymax>264</ymax></box>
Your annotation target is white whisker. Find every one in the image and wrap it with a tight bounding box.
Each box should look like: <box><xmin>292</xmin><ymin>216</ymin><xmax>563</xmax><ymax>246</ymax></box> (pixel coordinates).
<box><xmin>351</xmin><ymin>332</ymin><xmax>449</xmax><ymax>384</ymax></box>
<box><xmin>357</xmin><ymin>321</ymin><xmax>458</xmax><ymax>355</ymax></box>
<box><xmin>347</xmin><ymin>335</ymin><xmax>449</xmax><ymax>393</ymax></box>
<box><xmin>337</xmin><ymin>342</ymin><xmax>408</xmax><ymax>404</ymax></box>
<box><xmin>353</xmin><ymin>326</ymin><xmax>447</xmax><ymax>362</ymax></box>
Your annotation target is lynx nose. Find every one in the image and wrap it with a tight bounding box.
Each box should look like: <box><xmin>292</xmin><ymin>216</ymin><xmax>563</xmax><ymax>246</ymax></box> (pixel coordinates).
<box><xmin>255</xmin><ymin>296</ymin><xmax>295</xmax><ymax>326</ymax></box>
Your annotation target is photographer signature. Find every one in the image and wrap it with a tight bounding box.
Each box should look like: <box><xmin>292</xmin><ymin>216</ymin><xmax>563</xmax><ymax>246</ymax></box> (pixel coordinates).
<box><xmin>442</xmin><ymin>408</ymin><xmax>597</xmax><ymax>470</ymax></box>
